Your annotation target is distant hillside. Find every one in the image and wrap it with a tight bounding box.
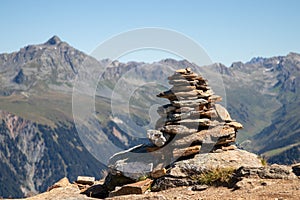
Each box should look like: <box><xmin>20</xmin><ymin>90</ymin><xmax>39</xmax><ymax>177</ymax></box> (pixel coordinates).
<box><xmin>213</xmin><ymin>53</ymin><xmax>300</xmax><ymax>164</ymax></box>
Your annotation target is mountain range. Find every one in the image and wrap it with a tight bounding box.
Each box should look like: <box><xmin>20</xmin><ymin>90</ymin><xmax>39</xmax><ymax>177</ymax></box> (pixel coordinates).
<box><xmin>0</xmin><ymin>36</ymin><xmax>299</xmax><ymax>198</ymax></box>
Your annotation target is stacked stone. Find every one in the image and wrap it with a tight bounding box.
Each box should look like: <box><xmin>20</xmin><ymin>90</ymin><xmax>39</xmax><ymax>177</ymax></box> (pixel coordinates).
<box><xmin>147</xmin><ymin>67</ymin><xmax>243</xmax><ymax>158</ymax></box>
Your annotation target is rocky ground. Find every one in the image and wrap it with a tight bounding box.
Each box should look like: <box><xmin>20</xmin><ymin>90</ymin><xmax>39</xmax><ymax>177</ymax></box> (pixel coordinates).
<box><xmin>110</xmin><ymin>179</ymin><xmax>300</xmax><ymax>200</ymax></box>
<box><xmin>17</xmin><ymin>178</ymin><xmax>300</xmax><ymax>200</ymax></box>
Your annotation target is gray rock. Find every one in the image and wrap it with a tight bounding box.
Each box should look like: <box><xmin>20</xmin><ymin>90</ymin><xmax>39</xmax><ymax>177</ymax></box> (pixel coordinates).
<box><xmin>107</xmin><ymin>145</ymin><xmax>155</xmax><ymax>181</ymax></box>
<box><xmin>235</xmin><ymin>164</ymin><xmax>298</xmax><ymax>180</ymax></box>
<box><xmin>171</xmin><ymin>125</ymin><xmax>235</xmax><ymax>147</ymax></box>
<box><xmin>169</xmin><ymin>166</ymin><xmax>187</xmax><ymax>178</ymax></box>
<box><xmin>267</xmin><ymin>164</ymin><xmax>297</xmax><ymax>179</ymax></box>
<box><xmin>172</xmin><ymin>99</ymin><xmax>208</xmax><ymax>107</ymax></box>
<box><xmin>168</xmin><ymin>110</ymin><xmax>217</xmax><ymax>121</ymax></box>
<box><xmin>214</xmin><ymin>104</ymin><xmax>232</xmax><ymax>122</ymax></box>
<box><xmin>177</xmin><ymin>118</ymin><xmax>211</xmax><ymax>127</ymax></box>
<box><xmin>112</xmin><ymin>160</ymin><xmax>153</xmax><ymax>180</ymax></box>
<box><xmin>147</xmin><ymin>130</ymin><xmax>169</xmax><ymax>147</ymax></box>
<box><xmin>169</xmin><ymin>149</ymin><xmax>264</xmax><ymax>178</ymax></box>
<box><xmin>157</xmin><ymin>90</ymin><xmax>199</xmax><ymax>99</ymax></box>
<box><xmin>168</xmin><ymin>79</ymin><xmax>198</xmax><ymax>86</ymax></box>
<box><xmin>199</xmin><ymin>109</ymin><xmax>218</xmax><ymax>118</ymax></box>
<box><xmin>175</xmin><ymin>106</ymin><xmax>195</xmax><ymax>113</ymax></box>
<box><xmin>167</xmin><ymin>111</ymin><xmax>200</xmax><ymax>121</ymax></box>
<box><xmin>158</xmin><ymin>89</ymin><xmax>213</xmax><ymax>100</ymax></box>
<box><xmin>176</xmin><ymin>95</ymin><xmax>201</xmax><ymax>100</ymax></box>
<box><xmin>108</xmin><ymin>144</ymin><xmax>174</xmax><ymax>182</ymax></box>
<box><xmin>170</xmin><ymin>85</ymin><xmax>196</xmax><ymax>92</ymax></box>
<box><xmin>160</xmin><ymin>124</ymin><xmax>197</xmax><ymax>135</ymax></box>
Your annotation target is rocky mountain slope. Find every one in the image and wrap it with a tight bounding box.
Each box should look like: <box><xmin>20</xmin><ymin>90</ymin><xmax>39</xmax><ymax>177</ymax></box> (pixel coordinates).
<box><xmin>0</xmin><ymin>111</ymin><xmax>105</xmax><ymax>198</ymax></box>
<box><xmin>215</xmin><ymin>54</ymin><xmax>300</xmax><ymax>163</ymax></box>
<box><xmin>0</xmin><ymin>36</ymin><xmax>107</xmax><ymax>198</ymax></box>
<box><xmin>0</xmin><ymin>36</ymin><xmax>299</xmax><ymax>198</ymax></box>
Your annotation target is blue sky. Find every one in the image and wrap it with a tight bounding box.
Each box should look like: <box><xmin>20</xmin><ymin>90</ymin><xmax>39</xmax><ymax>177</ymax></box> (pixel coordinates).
<box><xmin>1</xmin><ymin>0</ymin><xmax>300</xmax><ymax>66</ymax></box>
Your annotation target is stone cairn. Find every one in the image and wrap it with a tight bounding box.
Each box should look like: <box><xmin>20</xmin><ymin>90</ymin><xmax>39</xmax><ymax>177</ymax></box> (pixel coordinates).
<box><xmin>147</xmin><ymin>67</ymin><xmax>243</xmax><ymax>158</ymax></box>
<box><xmin>104</xmin><ymin>67</ymin><xmax>244</xmax><ymax>197</ymax></box>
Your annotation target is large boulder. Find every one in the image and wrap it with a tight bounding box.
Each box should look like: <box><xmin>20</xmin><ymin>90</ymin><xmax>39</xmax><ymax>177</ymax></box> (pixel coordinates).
<box><xmin>169</xmin><ymin>149</ymin><xmax>264</xmax><ymax>178</ymax></box>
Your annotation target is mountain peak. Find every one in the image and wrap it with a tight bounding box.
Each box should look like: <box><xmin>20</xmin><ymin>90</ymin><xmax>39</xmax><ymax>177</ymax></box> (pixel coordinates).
<box><xmin>45</xmin><ymin>35</ymin><xmax>62</xmax><ymax>45</ymax></box>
